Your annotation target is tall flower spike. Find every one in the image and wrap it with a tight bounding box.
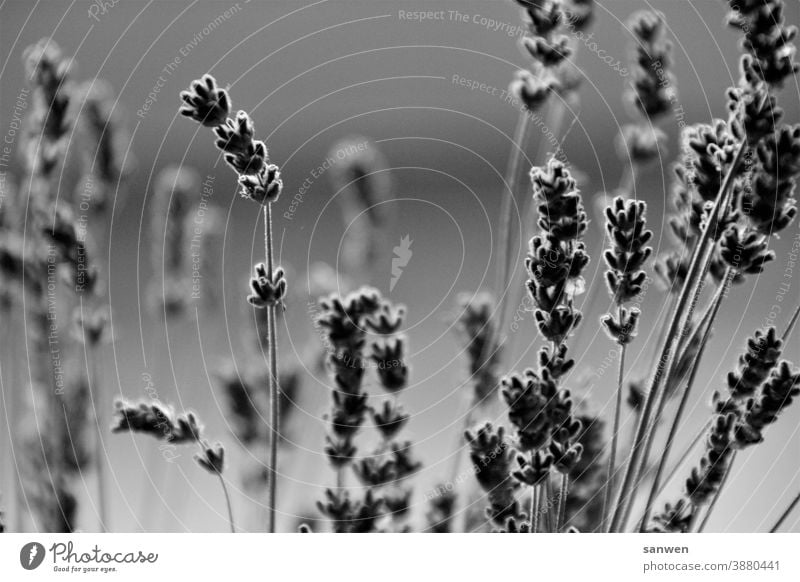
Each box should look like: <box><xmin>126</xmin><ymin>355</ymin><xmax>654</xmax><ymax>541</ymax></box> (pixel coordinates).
<box><xmin>626</xmin><ymin>10</ymin><xmax>675</xmax><ymax>121</ymax></box>
<box><xmin>725</xmin><ymin>0</ymin><xmax>799</xmax><ymax>87</ymax></box>
<box><xmin>727</xmin><ymin>55</ymin><xmax>784</xmax><ymax>147</ymax></box>
<box><xmin>22</xmin><ymin>39</ymin><xmax>72</xmax><ymax>174</ymax></box>
<box><xmin>719</xmin><ymin>225</ymin><xmax>775</xmax><ymax>275</ymax></box>
<box><xmin>501</xmin><ymin>369</ymin><xmax>556</xmax><ymax>452</ymax></box>
<box><xmin>76</xmin><ymin>79</ymin><xmax>130</xmax><ymax>192</ymax></box>
<box><xmin>465</xmin><ymin>423</ymin><xmax>521</xmax><ymax>526</ymax></box>
<box><xmin>525</xmin><ymin>158</ymin><xmax>589</xmax><ymax>343</ymax></box>
<box><xmin>734</xmin><ymin>361</ymin><xmax>800</xmax><ymax>447</ymax></box>
<box><xmin>685</xmin><ymin>413</ymin><xmax>736</xmax><ymax>506</ymax></box>
<box><xmin>742</xmin><ymin>124</ymin><xmax>800</xmax><ymax>235</ymax></box>
<box><xmin>456</xmin><ymin>292</ymin><xmax>503</xmax><ymax>403</ymax></box>
<box><xmin>603</xmin><ymin>197</ymin><xmax>653</xmax><ymax>303</ymax></box>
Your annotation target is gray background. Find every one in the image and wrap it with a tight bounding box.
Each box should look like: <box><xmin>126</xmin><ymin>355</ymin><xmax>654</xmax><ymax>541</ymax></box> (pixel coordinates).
<box><xmin>1</xmin><ymin>0</ymin><xmax>798</xmax><ymax>532</ymax></box>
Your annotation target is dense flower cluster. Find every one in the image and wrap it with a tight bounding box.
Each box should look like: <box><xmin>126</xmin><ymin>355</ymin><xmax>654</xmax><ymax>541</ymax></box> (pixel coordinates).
<box><xmin>509</xmin><ymin>0</ymin><xmax>575</xmax><ymax>110</ymax></box>
<box><xmin>601</xmin><ymin>197</ymin><xmax>653</xmax><ymax>344</ymax></box>
<box><xmin>465</xmin><ymin>423</ymin><xmax>521</xmax><ymax>526</ymax></box>
<box><xmin>741</xmin><ymin>124</ymin><xmax>800</xmax><ymax>235</ymax></box>
<box><xmin>525</xmin><ymin>158</ymin><xmax>588</xmax><ymax>343</ymax></box>
<box><xmin>615</xmin><ymin>10</ymin><xmax>673</xmax><ymax>171</ymax></box>
<box><xmin>651</xmin><ymin>323</ymin><xmax>798</xmax><ymax>530</ymax></box>
<box><xmin>316</xmin><ymin>287</ymin><xmax>419</xmax><ymax>531</ymax></box>
<box><xmin>22</xmin><ymin>39</ymin><xmax>72</xmax><ymax>176</ymax></box>
<box><xmin>724</xmin><ymin>0</ymin><xmax>799</xmax><ymax>87</ymax></box>
<box><xmin>626</xmin><ymin>10</ymin><xmax>674</xmax><ymax>120</ymax></box>
<box><xmin>456</xmin><ymin>292</ymin><xmax>503</xmax><ymax>403</ymax></box>
<box><xmin>180</xmin><ymin>74</ymin><xmax>283</xmax><ymax>206</ymax></box>
<box><xmin>477</xmin><ymin>156</ymin><xmax>588</xmax><ymax>530</ymax></box>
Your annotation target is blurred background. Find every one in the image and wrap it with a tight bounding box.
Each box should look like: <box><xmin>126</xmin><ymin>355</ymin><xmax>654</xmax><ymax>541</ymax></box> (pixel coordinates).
<box><xmin>1</xmin><ymin>0</ymin><xmax>798</xmax><ymax>533</ymax></box>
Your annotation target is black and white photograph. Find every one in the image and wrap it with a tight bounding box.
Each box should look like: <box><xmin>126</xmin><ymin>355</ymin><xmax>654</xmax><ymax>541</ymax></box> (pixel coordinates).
<box><xmin>0</xmin><ymin>0</ymin><xmax>799</xmax><ymax>578</ymax></box>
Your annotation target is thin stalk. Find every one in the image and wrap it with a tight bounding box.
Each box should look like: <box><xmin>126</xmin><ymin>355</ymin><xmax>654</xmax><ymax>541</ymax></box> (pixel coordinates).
<box><xmin>617</xmin><ymin>240</ymin><xmax>715</xmax><ymax>527</ymax></box>
<box><xmin>447</xmin><ymin>399</ymin><xmax>475</xmax><ymax>529</ymax></box>
<box><xmin>263</xmin><ymin>203</ymin><xmax>280</xmax><ymax>533</ymax></box>
<box><xmin>556</xmin><ymin>473</ymin><xmax>569</xmax><ymax>533</ymax></box>
<box><xmin>1</xmin><ymin>304</ymin><xmax>23</xmax><ymax>531</ymax></box>
<box><xmin>633</xmin><ymin>420</ymin><xmax>708</xmax><ymax>530</ymax></box>
<box><xmin>216</xmin><ymin>471</ymin><xmax>236</xmax><ymax>533</ymax></box>
<box><xmin>532</xmin><ymin>484</ymin><xmax>540</xmax><ymax>533</ymax></box>
<box><xmin>544</xmin><ymin>475</ymin><xmax>554</xmax><ymax>532</ymax></box>
<box><xmin>782</xmin><ymin>303</ymin><xmax>800</xmax><ymax>343</ymax></box>
<box><xmin>639</xmin><ymin>270</ymin><xmax>731</xmax><ymax>531</ymax></box>
<box><xmin>496</xmin><ymin>111</ymin><xmax>531</xmax><ymax>312</ymax></box>
<box><xmin>626</xmin><ymin>274</ymin><xmax>723</xmax><ymax>520</ymax></box>
<box><xmin>696</xmin><ymin>451</ymin><xmax>736</xmax><ymax>533</ymax></box>
<box><xmin>609</xmin><ymin>140</ymin><xmax>746</xmax><ymax>532</ymax></box>
<box><xmin>770</xmin><ymin>490</ymin><xmax>800</xmax><ymax>533</ymax></box>
<box><xmin>528</xmin><ymin>484</ymin><xmax>536</xmax><ymax>533</ymax></box>
<box><xmin>89</xmin><ymin>340</ymin><xmax>108</xmax><ymax>532</ymax></box>
<box><xmin>603</xmin><ymin>338</ymin><xmax>626</xmax><ymax>532</ymax></box>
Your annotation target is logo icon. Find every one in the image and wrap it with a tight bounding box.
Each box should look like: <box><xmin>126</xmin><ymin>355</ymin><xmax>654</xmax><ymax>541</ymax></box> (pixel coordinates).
<box><xmin>20</xmin><ymin>542</ymin><xmax>46</xmax><ymax>570</ymax></box>
<box><xmin>390</xmin><ymin>235</ymin><xmax>413</xmax><ymax>292</ymax></box>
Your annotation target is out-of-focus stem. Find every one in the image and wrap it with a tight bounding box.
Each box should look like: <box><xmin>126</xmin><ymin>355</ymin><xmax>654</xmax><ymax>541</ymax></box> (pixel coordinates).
<box><xmin>770</xmin><ymin>490</ymin><xmax>800</xmax><ymax>533</ymax></box>
<box><xmin>496</xmin><ymin>111</ymin><xmax>531</xmax><ymax>313</ymax></box>
<box><xmin>263</xmin><ymin>203</ymin><xmax>280</xmax><ymax>533</ymax></box>
<box><xmin>89</xmin><ymin>338</ymin><xmax>108</xmax><ymax>532</ymax></box>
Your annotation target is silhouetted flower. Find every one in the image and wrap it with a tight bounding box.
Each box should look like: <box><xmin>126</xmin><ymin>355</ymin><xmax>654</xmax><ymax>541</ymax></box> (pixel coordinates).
<box><xmin>179</xmin><ymin>74</ymin><xmax>230</xmax><ymax>127</ymax></box>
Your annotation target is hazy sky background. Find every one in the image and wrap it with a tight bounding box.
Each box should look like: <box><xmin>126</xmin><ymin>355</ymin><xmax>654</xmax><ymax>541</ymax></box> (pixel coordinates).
<box><xmin>1</xmin><ymin>0</ymin><xmax>799</xmax><ymax>532</ymax></box>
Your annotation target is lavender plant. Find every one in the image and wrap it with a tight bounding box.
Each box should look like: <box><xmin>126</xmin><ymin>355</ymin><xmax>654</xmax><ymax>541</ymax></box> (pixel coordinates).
<box><xmin>600</xmin><ymin>197</ymin><xmax>652</xmax><ymax>530</ymax></box>
<box><xmin>111</xmin><ymin>399</ymin><xmax>235</xmax><ymax>532</ymax></box>
<box><xmin>180</xmin><ymin>74</ymin><xmax>285</xmax><ymax>532</ymax></box>
<box><xmin>4</xmin><ymin>0</ymin><xmax>800</xmax><ymax>537</ymax></box>
<box><xmin>610</xmin><ymin>0</ymin><xmax>799</xmax><ymax>532</ymax></box>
